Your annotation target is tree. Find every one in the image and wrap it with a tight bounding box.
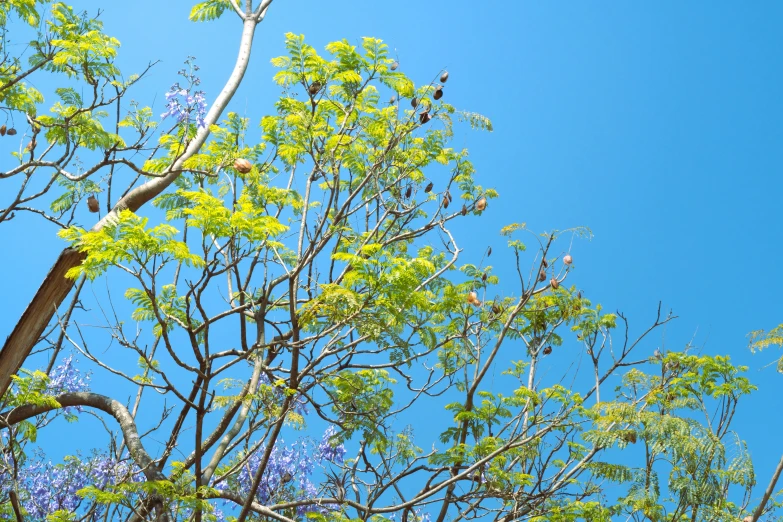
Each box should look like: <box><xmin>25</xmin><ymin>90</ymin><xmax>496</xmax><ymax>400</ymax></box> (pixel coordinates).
<box><xmin>0</xmin><ymin>2</ymin><xmax>775</xmax><ymax>521</ymax></box>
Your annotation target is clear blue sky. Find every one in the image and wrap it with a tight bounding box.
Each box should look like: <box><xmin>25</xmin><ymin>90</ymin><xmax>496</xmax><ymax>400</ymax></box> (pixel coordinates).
<box><xmin>3</xmin><ymin>0</ymin><xmax>783</xmax><ymax>502</ymax></box>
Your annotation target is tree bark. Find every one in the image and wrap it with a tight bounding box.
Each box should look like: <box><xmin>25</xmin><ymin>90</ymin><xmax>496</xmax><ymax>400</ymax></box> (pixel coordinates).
<box><xmin>0</xmin><ymin>16</ymin><xmax>261</xmax><ymax>398</ymax></box>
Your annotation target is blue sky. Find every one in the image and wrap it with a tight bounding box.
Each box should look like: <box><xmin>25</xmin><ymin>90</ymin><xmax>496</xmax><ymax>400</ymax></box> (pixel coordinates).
<box><xmin>3</xmin><ymin>0</ymin><xmax>783</xmax><ymax>506</ymax></box>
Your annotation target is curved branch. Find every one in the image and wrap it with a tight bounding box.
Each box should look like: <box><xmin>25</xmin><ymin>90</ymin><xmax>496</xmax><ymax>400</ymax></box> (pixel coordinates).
<box><xmin>0</xmin><ymin>392</ymin><xmax>165</xmax><ymax>482</ymax></box>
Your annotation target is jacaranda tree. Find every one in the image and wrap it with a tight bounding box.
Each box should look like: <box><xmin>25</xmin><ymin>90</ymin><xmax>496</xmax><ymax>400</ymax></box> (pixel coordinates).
<box><xmin>0</xmin><ymin>1</ymin><xmax>776</xmax><ymax>521</ymax></box>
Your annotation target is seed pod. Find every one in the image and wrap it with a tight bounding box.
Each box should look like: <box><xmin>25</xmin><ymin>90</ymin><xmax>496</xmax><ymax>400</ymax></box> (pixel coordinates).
<box><xmin>391</xmin><ymin>61</ymin><xmax>399</xmax><ymax>71</ymax></box>
<box><xmin>87</xmin><ymin>195</ymin><xmax>99</xmax><ymax>213</ymax></box>
<box><xmin>550</xmin><ymin>277</ymin><xmax>559</xmax><ymax>289</ymax></box>
<box><xmin>577</xmin><ymin>290</ymin><xmax>582</xmax><ymax>299</ymax></box>
<box><xmin>308</xmin><ymin>81</ymin><xmax>322</xmax><ymax>95</ymax></box>
<box><xmin>487</xmin><ymin>247</ymin><xmax>492</xmax><ymax>257</ymax></box>
<box><xmin>626</xmin><ymin>432</ymin><xmax>637</xmax><ymax>444</ymax></box>
<box><xmin>563</xmin><ymin>254</ymin><xmax>573</xmax><ymax>265</ymax></box>
<box><xmin>475</xmin><ymin>196</ymin><xmax>487</xmax><ymax>211</ymax></box>
<box><xmin>234</xmin><ymin>158</ymin><xmax>252</xmax><ymax>174</ymax></box>
<box><xmin>444</xmin><ymin>189</ymin><xmax>451</xmax><ymax>202</ymax></box>
<box><xmin>281</xmin><ymin>471</ymin><xmax>293</xmax><ymax>483</ymax></box>
<box><xmin>0</xmin><ymin>125</ymin><xmax>6</xmax><ymax>136</ymax></box>
<box><xmin>461</xmin><ymin>204</ymin><xmax>467</xmax><ymax>216</ymax></box>
<box><xmin>443</xmin><ymin>197</ymin><xmax>450</xmax><ymax>209</ymax></box>
<box><xmin>389</xmin><ymin>95</ymin><xmax>396</xmax><ymax>104</ymax></box>
<box><xmin>481</xmin><ymin>272</ymin><xmax>487</xmax><ymax>282</ymax></box>
<box><xmin>6</xmin><ymin>127</ymin><xmax>17</xmax><ymax>136</ymax></box>
<box><xmin>492</xmin><ymin>303</ymin><xmax>501</xmax><ymax>314</ymax></box>
<box><xmin>424</xmin><ymin>181</ymin><xmax>433</xmax><ymax>193</ymax></box>
<box><xmin>405</xmin><ymin>185</ymin><xmax>412</xmax><ymax>198</ymax></box>
<box><xmin>25</xmin><ymin>139</ymin><xmax>35</xmax><ymax>152</ymax></box>
<box><xmin>411</xmin><ymin>97</ymin><xmax>418</xmax><ymax>108</ymax></box>
<box><xmin>434</xmin><ymin>86</ymin><xmax>443</xmax><ymax>100</ymax></box>
<box><xmin>440</xmin><ymin>71</ymin><xmax>449</xmax><ymax>83</ymax></box>
<box><xmin>538</xmin><ymin>270</ymin><xmax>546</xmax><ymax>282</ymax></box>
<box><xmin>467</xmin><ymin>291</ymin><xmax>478</xmax><ymax>304</ymax></box>
<box><xmin>419</xmin><ymin>111</ymin><xmax>431</xmax><ymax>124</ymax></box>
<box><xmin>543</xmin><ymin>346</ymin><xmax>552</xmax><ymax>355</ymax></box>
<box><xmin>542</xmin><ymin>258</ymin><xmax>548</xmax><ymax>268</ymax></box>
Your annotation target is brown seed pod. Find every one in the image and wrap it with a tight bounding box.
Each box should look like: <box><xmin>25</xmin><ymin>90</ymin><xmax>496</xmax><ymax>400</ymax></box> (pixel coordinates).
<box><xmin>281</xmin><ymin>471</ymin><xmax>293</xmax><ymax>483</ymax></box>
<box><xmin>411</xmin><ymin>97</ymin><xmax>418</xmax><ymax>108</ymax></box>
<box><xmin>233</xmin><ymin>158</ymin><xmax>252</xmax><ymax>174</ymax></box>
<box><xmin>440</xmin><ymin>71</ymin><xmax>449</xmax><ymax>83</ymax></box>
<box><xmin>542</xmin><ymin>258</ymin><xmax>548</xmax><ymax>268</ymax></box>
<box><xmin>6</xmin><ymin>127</ymin><xmax>17</xmax><ymax>136</ymax></box>
<box><xmin>543</xmin><ymin>345</ymin><xmax>552</xmax><ymax>355</ymax></box>
<box><xmin>87</xmin><ymin>195</ymin><xmax>99</xmax><ymax>213</ymax></box>
<box><xmin>492</xmin><ymin>303</ymin><xmax>501</xmax><ymax>315</ymax></box>
<box><xmin>405</xmin><ymin>185</ymin><xmax>412</xmax><ymax>198</ymax></box>
<box><xmin>461</xmin><ymin>204</ymin><xmax>467</xmax><ymax>216</ymax></box>
<box><xmin>308</xmin><ymin>81</ymin><xmax>322</xmax><ymax>95</ymax></box>
<box><xmin>0</xmin><ymin>125</ymin><xmax>6</xmax><ymax>136</ymax></box>
<box><xmin>424</xmin><ymin>181</ymin><xmax>433</xmax><ymax>193</ymax></box>
<box><xmin>563</xmin><ymin>254</ymin><xmax>573</xmax><ymax>265</ymax></box>
<box><xmin>475</xmin><ymin>196</ymin><xmax>487</xmax><ymax>211</ymax></box>
<box><xmin>391</xmin><ymin>61</ymin><xmax>399</xmax><ymax>71</ymax></box>
<box><xmin>467</xmin><ymin>291</ymin><xmax>478</xmax><ymax>304</ymax></box>
<box><xmin>481</xmin><ymin>272</ymin><xmax>487</xmax><ymax>282</ymax></box>
<box><xmin>25</xmin><ymin>139</ymin><xmax>35</xmax><ymax>151</ymax></box>
<box><xmin>389</xmin><ymin>95</ymin><xmax>396</xmax><ymax>104</ymax></box>
<box><xmin>550</xmin><ymin>277</ymin><xmax>559</xmax><ymax>289</ymax></box>
<box><xmin>419</xmin><ymin>111</ymin><xmax>431</xmax><ymax>124</ymax></box>
<box><xmin>443</xmin><ymin>197</ymin><xmax>450</xmax><ymax>209</ymax></box>
<box><xmin>538</xmin><ymin>270</ymin><xmax>547</xmax><ymax>282</ymax></box>
<box><xmin>487</xmin><ymin>246</ymin><xmax>492</xmax><ymax>257</ymax></box>
<box><xmin>577</xmin><ymin>290</ymin><xmax>582</xmax><ymax>299</ymax></box>
<box><xmin>433</xmin><ymin>86</ymin><xmax>443</xmax><ymax>100</ymax></box>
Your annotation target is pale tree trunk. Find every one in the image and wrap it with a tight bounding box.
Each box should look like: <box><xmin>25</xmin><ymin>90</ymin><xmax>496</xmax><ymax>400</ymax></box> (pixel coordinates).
<box><xmin>0</xmin><ymin>6</ymin><xmax>271</xmax><ymax>397</ymax></box>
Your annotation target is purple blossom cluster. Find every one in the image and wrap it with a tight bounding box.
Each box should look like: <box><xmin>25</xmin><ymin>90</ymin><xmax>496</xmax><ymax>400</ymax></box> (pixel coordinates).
<box><xmin>2</xmin><ymin>453</ymin><xmax>142</xmax><ymax>520</ymax></box>
<box><xmin>217</xmin><ymin>427</ymin><xmax>347</xmax><ymax>517</ymax></box>
<box><xmin>46</xmin><ymin>354</ymin><xmax>90</xmax><ymax>395</ymax></box>
<box><xmin>161</xmin><ymin>85</ymin><xmax>207</xmax><ymax>129</ymax></box>
<box><xmin>160</xmin><ymin>57</ymin><xmax>207</xmax><ymax>129</ymax></box>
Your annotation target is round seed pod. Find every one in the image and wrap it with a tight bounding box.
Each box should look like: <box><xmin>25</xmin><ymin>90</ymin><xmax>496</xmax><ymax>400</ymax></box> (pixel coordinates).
<box><xmin>444</xmin><ymin>189</ymin><xmax>451</xmax><ymax>202</ymax></box>
<box><xmin>542</xmin><ymin>258</ymin><xmax>548</xmax><ymax>268</ymax></box>
<box><xmin>475</xmin><ymin>196</ymin><xmax>487</xmax><ymax>211</ymax></box>
<box><xmin>433</xmin><ymin>86</ymin><xmax>443</xmax><ymax>100</ymax></box>
<box><xmin>550</xmin><ymin>277</ymin><xmax>559</xmax><ymax>289</ymax></box>
<box><xmin>87</xmin><ymin>195</ymin><xmax>99</xmax><ymax>213</ymax></box>
<box><xmin>282</xmin><ymin>471</ymin><xmax>293</xmax><ymax>483</ymax></box>
<box><xmin>538</xmin><ymin>270</ymin><xmax>547</xmax><ymax>282</ymax></box>
<box><xmin>492</xmin><ymin>303</ymin><xmax>501</xmax><ymax>315</ymax></box>
<box><xmin>405</xmin><ymin>185</ymin><xmax>412</xmax><ymax>198</ymax></box>
<box><xmin>411</xmin><ymin>97</ymin><xmax>418</xmax><ymax>108</ymax></box>
<box><xmin>391</xmin><ymin>61</ymin><xmax>399</xmax><ymax>71</ymax></box>
<box><xmin>6</xmin><ymin>128</ymin><xmax>17</xmax><ymax>136</ymax></box>
<box><xmin>543</xmin><ymin>346</ymin><xmax>552</xmax><ymax>355</ymax></box>
<box><xmin>424</xmin><ymin>181</ymin><xmax>433</xmax><ymax>193</ymax></box>
<box><xmin>308</xmin><ymin>81</ymin><xmax>322</xmax><ymax>95</ymax></box>
<box><xmin>440</xmin><ymin>71</ymin><xmax>449</xmax><ymax>83</ymax></box>
<box><xmin>467</xmin><ymin>291</ymin><xmax>478</xmax><ymax>304</ymax></box>
<box><xmin>0</xmin><ymin>125</ymin><xmax>6</xmax><ymax>136</ymax></box>
<box><xmin>419</xmin><ymin>111</ymin><xmax>431</xmax><ymax>124</ymax></box>
<box><xmin>461</xmin><ymin>204</ymin><xmax>467</xmax><ymax>216</ymax></box>
<box><xmin>627</xmin><ymin>432</ymin><xmax>637</xmax><ymax>444</ymax></box>
<box><xmin>24</xmin><ymin>139</ymin><xmax>35</xmax><ymax>152</ymax></box>
<box><xmin>563</xmin><ymin>254</ymin><xmax>573</xmax><ymax>265</ymax></box>
<box><xmin>443</xmin><ymin>197</ymin><xmax>450</xmax><ymax>209</ymax></box>
<box><xmin>234</xmin><ymin>158</ymin><xmax>252</xmax><ymax>174</ymax></box>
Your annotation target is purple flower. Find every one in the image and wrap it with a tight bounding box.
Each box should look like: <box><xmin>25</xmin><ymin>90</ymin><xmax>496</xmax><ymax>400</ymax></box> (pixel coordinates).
<box><xmin>160</xmin><ymin>81</ymin><xmax>207</xmax><ymax>129</ymax></box>
<box><xmin>317</xmin><ymin>426</ymin><xmax>346</xmax><ymax>463</ymax></box>
<box><xmin>46</xmin><ymin>355</ymin><xmax>90</xmax><ymax>395</ymax></box>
